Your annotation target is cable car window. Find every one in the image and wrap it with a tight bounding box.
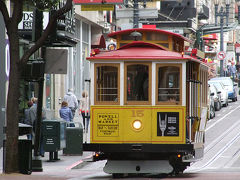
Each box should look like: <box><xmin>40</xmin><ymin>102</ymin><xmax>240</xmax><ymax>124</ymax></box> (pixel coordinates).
<box><xmin>157</xmin><ymin>65</ymin><xmax>181</xmax><ymax>104</ymax></box>
<box><xmin>126</xmin><ymin>64</ymin><xmax>150</xmax><ymax>103</ymax></box>
<box><xmin>95</xmin><ymin>64</ymin><xmax>119</xmax><ymax>104</ymax></box>
<box><xmin>120</xmin><ymin>43</ymin><xmax>128</xmax><ymax>47</ymax></box>
<box><xmin>146</xmin><ymin>32</ymin><xmax>168</xmax><ymax>41</ymax></box>
<box><xmin>121</xmin><ymin>34</ymin><xmax>143</xmax><ymax>41</ymax></box>
<box><xmin>157</xmin><ymin>43</ymin><xmax>169</xmax><ymax>48</ymax></box>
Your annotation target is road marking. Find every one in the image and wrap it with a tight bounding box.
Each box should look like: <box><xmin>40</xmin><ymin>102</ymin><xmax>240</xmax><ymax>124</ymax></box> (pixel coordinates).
<box><xmin>66</xmin><ymin>155</ymin><xmax>93</xmax><ymax>170</ymax></box>
<box><xmin>206</xmin><ymin>105</ymin><xmax>240</xmax><ymax>131</ymax></box>
<box><xmin>202</xmin><ymin>131</ymin><xmax>240</xmax><ymax>170</ymax></box>
<box><xmin>188</xmin><ymin>130</ymin><xmax>240</xmax><ymax>172</ymax></box>
<box><xmin>205</xmin><ymin>120</ymin><xmax>240</xmax><ymax>152</ymax></box>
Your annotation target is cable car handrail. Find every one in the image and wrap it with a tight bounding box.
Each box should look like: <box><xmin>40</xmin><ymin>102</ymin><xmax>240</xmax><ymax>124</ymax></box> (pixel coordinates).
<box><xmin>97</xmin><ymin>88</ymin><xmax>118</xmax><ymax>90</ymax></box>
<box><xmin>158</xmin><ymin>94</ymin><xmax>180</xmax><ymax>96</ymax></box>
<box><xmin>158</xmin><ymin>88</ymin><xmax>180</xmax><ymax>89</ymax></box>
<box><xmin>97</xmin><ymin>94</ymin><xmax>118</xmax><ymax>96</ymax></box>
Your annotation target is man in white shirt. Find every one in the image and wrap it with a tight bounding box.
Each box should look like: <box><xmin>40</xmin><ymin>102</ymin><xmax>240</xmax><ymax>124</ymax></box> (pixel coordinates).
<box><xmin>63</xmin><ymin>88</ymin><xmax>78</xmax><ymax>118</ymax></box>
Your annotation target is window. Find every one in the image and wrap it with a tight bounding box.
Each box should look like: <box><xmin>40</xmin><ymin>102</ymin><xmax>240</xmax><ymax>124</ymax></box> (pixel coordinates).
<box><xmin>121</xmin><ymin>34</ymin><xmax>142</xmax><ymax>41</ymax></box>
<box><xmin>125</xmin><ymin>63</ymin><xmax>151</xmax><ymax>104</ymax></box>
<box><xmin>157</xmin><ymin>65</ymin><xmax>181</xmax><ymax>104</ymax></box>
<box><xmin>146</xmin><ymin>32</ymin><xmax>168</xmax><ymax>41</ymax></box>
<box><xmin>157</xmin><ymin>43</ymin><xmax>169</xmax><ymax>49</ymax></box>
<box><xmin>95</xmin><ymin>64</ymin><xmax>119</xmax><ymax>104</ymax></box>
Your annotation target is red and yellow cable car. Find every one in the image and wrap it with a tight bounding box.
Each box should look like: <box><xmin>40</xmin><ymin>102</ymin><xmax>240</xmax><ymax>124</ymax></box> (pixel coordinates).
<box><xmin>83</xmin><ymin>28</ymin><xmax>208</xmax><ymax>176</ymax></box>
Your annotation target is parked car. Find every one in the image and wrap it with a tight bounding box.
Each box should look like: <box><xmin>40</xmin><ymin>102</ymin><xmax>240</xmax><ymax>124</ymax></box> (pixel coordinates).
<box><xmin>208</xmin><ymin>83</ymin><xmax>222</xmax><ymax>111</ymax></box>
<box><xmin>208</xmin><ymin>81</ymin><xmax>228</xmax><ymax>107</ymax></box>
<box><xmin>210</xmin><ymin>77</ymin><xmax>238</xmax><ymax>102</ymax></box>
<box><xmin>207</xmin><ymin>85</ymin><xmax>215</xmax><ymax>119</ymax></box>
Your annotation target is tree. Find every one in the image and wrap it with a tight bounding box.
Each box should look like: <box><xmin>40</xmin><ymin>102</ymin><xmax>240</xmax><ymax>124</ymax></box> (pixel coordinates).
<box><xmin>0</xmin><ymin>0</ymin><xmax>73</xmax><ymax>173</ymax></box>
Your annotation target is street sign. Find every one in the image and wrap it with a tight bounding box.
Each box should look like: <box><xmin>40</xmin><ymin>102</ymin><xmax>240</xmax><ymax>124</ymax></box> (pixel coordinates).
<box><xmin>116</xmin><ymin>8</ymin><xmax>158</xmax><ymax>19</ymax></box>
<box><xmin>218</xmin><ymin>51</ymin><xmax>226</xmax><ymax>60</ymax></box>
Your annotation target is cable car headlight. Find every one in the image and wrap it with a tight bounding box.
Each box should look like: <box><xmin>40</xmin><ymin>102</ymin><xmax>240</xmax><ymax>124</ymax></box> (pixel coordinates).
<box><xmin>133</xmin><ymin>120</ymin><xmax>142</xmax><ymax>130</ymax></box>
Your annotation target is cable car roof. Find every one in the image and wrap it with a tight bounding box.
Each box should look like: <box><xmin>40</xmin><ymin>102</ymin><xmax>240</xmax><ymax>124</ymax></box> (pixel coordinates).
<box><xmin>87</xmin><ymin>41</ymin><xmax>201</xmax><ymax>62</ymax></box>
<box><xmin>108</xmin><ymin>28</ymin><xmax>191</xmax><ymax>42</ymax></box>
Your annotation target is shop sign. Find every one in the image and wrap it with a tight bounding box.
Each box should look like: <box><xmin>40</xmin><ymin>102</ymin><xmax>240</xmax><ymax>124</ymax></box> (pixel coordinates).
<box><xmin>203</xmin><ymin>33</ymin><xmax>218</xmax><ymax>40</ymax></box>
<box><xmin>81</xmin><ymin>4</ymin><xmax>114</xmax><ymax>11</ymax></box>
<box><xmin>18</xmin><ymin>11</ymin><xmax>49</xmax><ymax>30</ymax></box>
<box><xmin>74</xmin><ymin>0</ymin><xmax>123</xmax><ymax>4</ymax></box>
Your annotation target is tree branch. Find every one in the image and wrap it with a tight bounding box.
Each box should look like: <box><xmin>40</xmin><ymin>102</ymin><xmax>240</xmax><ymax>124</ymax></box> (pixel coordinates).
<box><xmin>0</xmin><ymin>0</ymin><xmax>10</xmax><ymax>28</ymax></box>
<box><xmin>20</xmin><ymin>0</ymin><xmax>73</xmax><ymax>64</ymax></box>
<box><xmin>12</xmin><ymin>0</ymin><xmax>23</xmax><ymax>27</ymax></box>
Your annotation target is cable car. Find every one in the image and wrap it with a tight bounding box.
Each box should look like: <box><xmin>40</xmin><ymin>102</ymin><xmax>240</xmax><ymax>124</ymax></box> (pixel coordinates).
<box><xmin>83</xmin><ymin>28</ymin><xmax>208</xmax><ymax>177</ymax></box>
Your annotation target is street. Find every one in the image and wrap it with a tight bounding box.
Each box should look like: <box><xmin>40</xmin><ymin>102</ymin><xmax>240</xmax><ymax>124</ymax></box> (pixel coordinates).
<box><xmin>186</xmin><ymin>97</ymin><xmax>240</xmax><ymax>173</ymax></box>
<box><xmin>46</xmin><ymin>96</ymin><xmax>240</xmax><ymax>179</ymax></box>
<box><xmin>2</xmin><ymin>97</ymin><xmax>240</xmax><ymax>180</ymax></box>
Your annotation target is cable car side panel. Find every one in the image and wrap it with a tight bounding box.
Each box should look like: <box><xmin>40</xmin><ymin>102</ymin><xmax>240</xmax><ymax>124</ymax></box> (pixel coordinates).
<box><xmin>90</xmin><ymin>106</ymin><xmax>186</xmax><ymax>144</ymax></box>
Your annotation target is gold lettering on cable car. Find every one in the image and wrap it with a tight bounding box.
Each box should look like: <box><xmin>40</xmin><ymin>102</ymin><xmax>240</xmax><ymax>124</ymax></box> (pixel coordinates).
<box><xmin>97</xmin><ymin>113</ymin><xmax>119</xmax><ymax>137</ymax></box>
<box><xmin>131</xmin><ymin>110</ymin><xmax>144</xmax><ymax>117</ymax></box>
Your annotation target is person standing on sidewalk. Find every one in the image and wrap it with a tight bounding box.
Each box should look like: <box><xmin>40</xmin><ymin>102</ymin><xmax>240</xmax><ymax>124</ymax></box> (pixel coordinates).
<box><xmin>79</xmin><ymin>91</ymin><xmax>90</xmax><ymax>132</ymax></box>
<box><xmin>63</xmin><ymin>88</ymin><xmax>78</xmax><ymax>118</ymax></box>
<box><xmin>29</xmin><ymin>97</ymin><xmax>46</xmax><ymax>157</ymax></box>
<box><xmin>24</xmin><ymin>101</ymin><xmax>33</xmax><ymax>140</ymax></box>
<box><xmin>59</xmin><ymin>101</ymin><xmax>74</xmax><ymax>127</ymax></box>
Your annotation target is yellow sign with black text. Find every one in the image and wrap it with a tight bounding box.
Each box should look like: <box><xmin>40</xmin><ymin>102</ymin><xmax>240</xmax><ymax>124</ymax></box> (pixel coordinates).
<box><xmin>81</xmin><ymin>4</ymin><xmax>114</xmax><ymax>11</ymax></box>
<box><xmin>97</xmin><ymin>113</ymin><xmax>119</xmax><ymax>137</ymax></box>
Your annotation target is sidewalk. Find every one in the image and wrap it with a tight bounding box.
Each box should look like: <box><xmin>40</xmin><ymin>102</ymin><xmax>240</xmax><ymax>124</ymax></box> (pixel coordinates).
<box><xmin>0</xmin><ymin>114</ymin><xmax>93</xmax><ymax>179</ymax></box>
<box><xmin>0</xmin><ymin>149</ymin><xmax>93</xmax><ymax>179</ymax></box>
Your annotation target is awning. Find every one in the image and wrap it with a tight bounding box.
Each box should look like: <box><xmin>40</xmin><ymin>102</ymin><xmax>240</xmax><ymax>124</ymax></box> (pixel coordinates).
<box><xmin>203</xmin><ymin>33</ymin><xmax>218</xmax><ymax>40</ymax></box>
<box><xmin>91</xmin><ymin>34</ymin><xmax>106</xmax><ymax>49</ymax></box>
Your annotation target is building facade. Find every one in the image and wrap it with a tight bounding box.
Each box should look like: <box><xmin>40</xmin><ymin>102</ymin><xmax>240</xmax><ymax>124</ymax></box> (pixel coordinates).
<box><xmin>0</xmin><ymin>13</ymin><xmax>6</xmax><ymax>148</ymax></box>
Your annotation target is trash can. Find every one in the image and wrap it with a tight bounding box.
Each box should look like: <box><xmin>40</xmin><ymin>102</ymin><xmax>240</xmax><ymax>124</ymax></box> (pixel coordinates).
<box><xmin>3</xmin><ymin>123</ymin><xmax>32</xmax><ymax>174</ymax></box>
<box><xmin>63</xmin><ymin>122</ymin><xmax>83</xmax><ymax>155</ymax></box>
<box><xmin>3</xmin><ymin>139</ymin><xmax>32</xmax><ymax>175</ymax></box>
<box><xmin>19</xmin><ymin>139</ymin><xmax>32</xmax><ymax>174</ymax></box>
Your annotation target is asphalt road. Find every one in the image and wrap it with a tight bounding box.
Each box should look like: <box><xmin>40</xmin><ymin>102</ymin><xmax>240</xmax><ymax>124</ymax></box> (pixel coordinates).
<box><xmin>71</xmin><ymin>97</ymin><xmax>240</xmax><ymax>179</ymax></box>
<box><xmin>2</xmin><ymin>98</ymin><xmax>240</xmax><ymax>179</ymax></box>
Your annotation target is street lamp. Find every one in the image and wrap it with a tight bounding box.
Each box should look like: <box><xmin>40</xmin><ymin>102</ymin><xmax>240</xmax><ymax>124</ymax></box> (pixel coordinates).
<box><xmin>237</xmin><ymin>0</ymin><xmax>240</xmax><ymax>24</ymax></box>
<box><xmin>236</xmin><ymin>1</ymin><xmax>240</xmax><ymax>63</ymax></box>
<box><xmin>214</xmin><ymin>0</ymin><xmax>230</xmax><ymax>77</ymax></box>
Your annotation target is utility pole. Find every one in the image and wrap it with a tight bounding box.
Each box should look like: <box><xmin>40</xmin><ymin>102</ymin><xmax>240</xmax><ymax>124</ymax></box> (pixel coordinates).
<box><xmin>133</xmin><ymin>0</ymin><xmax>139</xmax><ymax>28</ymax></box>
<box><xmin>215</xmin><ymin>0</ymin><xmax>230</xmax><ymax>77</ymax></box>
<box><xmin>236</xmin><ymin>1</ymin><xmax>240</xmax><ymax>63</ymax></box>
<box><xmin>31</xmin><ymin>8</ymin><xmax>44</xmax><ymax>172</ymax></box>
